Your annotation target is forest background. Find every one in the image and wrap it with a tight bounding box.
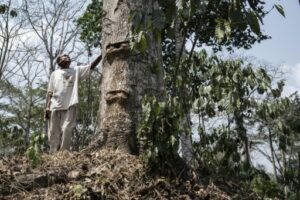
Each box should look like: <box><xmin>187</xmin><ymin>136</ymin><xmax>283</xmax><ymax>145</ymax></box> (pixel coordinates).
<box><xmin>0</xmin><ymin>0</ymin><xmax>300</xmax><ymax>199</ymax></box>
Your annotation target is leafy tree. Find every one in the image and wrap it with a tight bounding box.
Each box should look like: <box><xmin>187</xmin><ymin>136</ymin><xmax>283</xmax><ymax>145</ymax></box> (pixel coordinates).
<box><xmin>78</xmin><ymin>0</ymin><xmax>278</xmax><ymax>52</ymax></box>
<box><xmin>0</xmin><ymin>78</ymin><xmax>46</xmax><ymax>149</ymax></box>
<box><xmin>0</xmin><ymin>116</ymin><xmax>24</xmax><ymax>155</ymax></box>
<box><xmin>0</xmin><ymin>0</ymin><xmax>299</xmax><ymax>198</ymax></box>
<box><xmin>256</xmin><ymin>93</ymin><xmax>300</xmax><ymax>199</ymax></box>
<box><xmin>77</xmin><ymin>0</ymin><xmax>285</xmax><ymax>155</ymax></box>
<box><xmin>77</xmin><ymin>0</ymin><xmax>102</xmax><ymax>52</ymax></box>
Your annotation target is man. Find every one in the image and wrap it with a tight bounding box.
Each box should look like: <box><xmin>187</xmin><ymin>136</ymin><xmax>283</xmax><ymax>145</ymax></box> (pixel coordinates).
<box><xmin>44</xmin><ymin>53</ymin><xmax>102</xmax><ymax>152</ymax></box>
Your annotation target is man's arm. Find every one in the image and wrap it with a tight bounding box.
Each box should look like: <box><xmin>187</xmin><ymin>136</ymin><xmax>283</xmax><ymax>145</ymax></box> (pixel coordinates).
<box><xmin>90</xmin><ymin>54</ymin><xmax>102</xmax><ymax>69</ymax></box>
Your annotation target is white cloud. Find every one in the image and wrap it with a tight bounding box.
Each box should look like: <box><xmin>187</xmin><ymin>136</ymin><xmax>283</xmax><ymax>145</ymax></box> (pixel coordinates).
<box><xmin>281</xmin><ymin>63</ymin><xmax>300</xmax><ymax>97</ymax></box>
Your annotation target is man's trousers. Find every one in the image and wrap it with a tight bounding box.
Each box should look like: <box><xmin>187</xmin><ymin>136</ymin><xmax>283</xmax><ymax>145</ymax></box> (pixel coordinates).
<box><xmin>48</xmin><ymin>106</ymin><xmax>77</xmax><ymax>152</ymax></box>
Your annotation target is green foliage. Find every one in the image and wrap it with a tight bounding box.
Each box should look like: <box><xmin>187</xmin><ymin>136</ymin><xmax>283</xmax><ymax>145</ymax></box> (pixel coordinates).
<box><xmin>71</xmin><ymin>184</ymin><xmax>87</xmax><ymax>198</ymax></box>
<box><xmin>256</xmin><ymin>91</ymin><xmax>300</xmax><ymax>197</ymax></box>
<box><xmin>215</xmin><ymin>19</ymin><xmax>232</xmax><ymax>43</ymax></box>
<box><xmin>77</xmin><ymin>0</ymin><xmax>102</xmax><ymax>52</ymax></box>
<box><xmin>0</xmin><ymin>79</ymin><xmax>47</xmax><ymax>148</ymax></box>
<box><xmin>138</xmin><ymin>96</ymin><xmax>182</xmax><ymax>172</ymax></box>
<box><xmin>158</xmin><ymin>0</ymin><xmax>270</xmax><ymax>51</ymax></box>
<box><xmin>247</xmin><ymin>11</ymin><xmax>261</xmax><ymax>35</ymax></box>
<box><xmin>128</xmin><ymin>4</ymin><xmax>165</xmax><ymax>53</ymax></box>
<box><xmin>172</xmin><ymin>49</ymin><xmax>284</xmax><ymax>174</ymax></box>
<box><xmin>26</xmin><ymin>132</ymin><xmax>45</xmax><ymax>168</ymax></box>
<box><xmin>0</xmin><ymin>4</ymin><xmax>7</xmax><ymax>13</ymax></box>
<box><xmin>137</xmin><ymin>50</ymin><xmax>277</xmax><ymax>176</ymax></box>
<box><xmin>0</xmin><ymin>121</ymin><xmax>24</xmax><ymax>155</ymax></box>
<box><xmin>132</xmin><ymin>31</ymin><xmax>149</xmax><ymax>53</ymax></box>
<box><xmin>251</xmin><ymin>174</ymin><xmax>283</xmax><ymax>199</ymax></box>
<box><xmin>0</xmin><ymin>4</ymin><xmax>17</xmax><ymax>17</ymax></box>
<box><xmin>193</xmin><ymin>125</ymin><xmax>243</xmax><ymax>175</ymax></box>
<box><xmin>275</xmin><ymin>4</ymin><xmax>285</xmax><ymax>18</ymax></box>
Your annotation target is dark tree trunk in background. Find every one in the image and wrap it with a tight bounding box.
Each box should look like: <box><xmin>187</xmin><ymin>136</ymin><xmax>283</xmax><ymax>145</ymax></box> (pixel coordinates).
<box><xmin>96</xmin><ymin>0</ymin><xmax>164</xmax><ymax>154</ymax></box>
<box><xmin>234</xmin><ymin>110</ymin><xmax>251</xmax><ymax>169</ymax></box>
<box><xmin>174</xmin><ymin>10</ymin><xmax>193</xmax><ymax>163</ymax></box>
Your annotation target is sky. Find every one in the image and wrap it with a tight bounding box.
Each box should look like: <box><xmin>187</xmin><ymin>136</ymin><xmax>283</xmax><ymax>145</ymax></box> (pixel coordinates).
<box><xmin>236</xmin><ymin>0</ymin><xmax>300</xmax><ymax>96</ymax></box>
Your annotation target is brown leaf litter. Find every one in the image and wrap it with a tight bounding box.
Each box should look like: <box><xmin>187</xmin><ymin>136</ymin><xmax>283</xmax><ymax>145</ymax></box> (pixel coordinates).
<box><xmin>0</xmin><ymin>149</ymin><xmax>258</xmax><ymax>200</ymax></box>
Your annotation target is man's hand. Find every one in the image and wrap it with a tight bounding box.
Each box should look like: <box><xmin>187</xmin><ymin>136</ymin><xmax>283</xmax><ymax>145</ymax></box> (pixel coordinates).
<box><xmin>44</xmin><ymin>108</ymin><xmax>51</xmax><ymax>120</ymax></box>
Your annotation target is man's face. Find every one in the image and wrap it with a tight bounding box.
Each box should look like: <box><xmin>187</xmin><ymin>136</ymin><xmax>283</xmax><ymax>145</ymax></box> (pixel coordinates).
<box><xmin>58</xmin><ymin>54</ymin><xmax>71</xmax><ymax>68</ymax></box>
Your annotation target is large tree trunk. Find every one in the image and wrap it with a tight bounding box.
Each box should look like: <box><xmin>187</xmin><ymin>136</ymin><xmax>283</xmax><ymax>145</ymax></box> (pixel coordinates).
<box><xmin>96</xmin><ymin>0</ymin><xmax>164</xmax><ymax>154</ymax></box>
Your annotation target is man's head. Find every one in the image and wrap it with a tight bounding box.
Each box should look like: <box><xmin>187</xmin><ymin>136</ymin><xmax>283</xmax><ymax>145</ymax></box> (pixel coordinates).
<box><xmin>56</xmin><ymin>54</ymin><xmax>71</xmax><ymax>68</ymax></box>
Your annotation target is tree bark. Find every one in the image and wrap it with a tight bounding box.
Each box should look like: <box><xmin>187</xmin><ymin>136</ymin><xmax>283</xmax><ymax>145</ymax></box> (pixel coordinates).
<box><xmin>282</xmin><ymin>149</ymin><xmax>288</xmax><ymax>200</ymax></box>
<box><xmin>234</xmin><ymin>110</ymin><xmax>251</xmax><ymax>169</ymax></box>
<box><xmin>268</xmin><ymin>127</ymin><xmax>279</xmax><ymax>181</ymax></box>
<box><xmin>173</xmin><ymin>5</ymin><xmax>194</xmax><ymax>163</ymax></box>
<box><xmin>96</xmin><ymin>0</ymin><xmax>164</xmax><ymax>154</ymax></box>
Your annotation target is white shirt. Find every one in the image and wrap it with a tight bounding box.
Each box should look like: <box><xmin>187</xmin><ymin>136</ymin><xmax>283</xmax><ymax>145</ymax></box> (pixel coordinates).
<box><xmin>48</xmin><ymin>65</ymin><xmax>91</xmax><ymax>110</ymax></box>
